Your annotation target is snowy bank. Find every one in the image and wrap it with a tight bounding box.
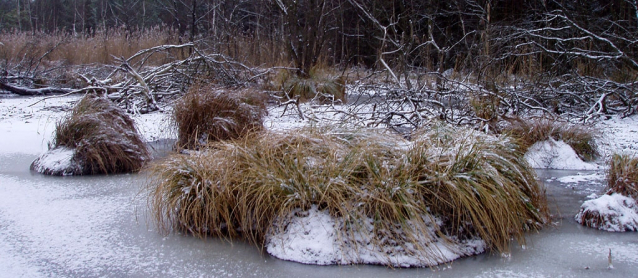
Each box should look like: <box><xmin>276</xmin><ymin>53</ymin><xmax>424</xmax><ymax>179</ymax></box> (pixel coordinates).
<box><xmin>265</xmin><ymin>206</ymin><xmax>486</xmax><ymax>267</ymax></box>
<box><xmin>575</xmin><ymin>193</ymin><xmax>638</xmax><ymax>232</ymax></box>
<box><xmin>524</xmin><ymin>139</ymin><xmax>598</xmax><ymax>170</ymax></box>
<box><xmin>30</xmin><ymin>147</ymin><xmax>80</xmax><ymax>176</ymax></box>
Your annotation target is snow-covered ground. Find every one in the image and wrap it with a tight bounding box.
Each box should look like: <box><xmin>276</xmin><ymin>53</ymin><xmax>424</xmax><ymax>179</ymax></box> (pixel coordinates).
<box><xmin>524</xmin><ymin>139</ymin><xmax>599</xmax><ymax>170</ymax></box>
<box><xmin>2</xmin><ymin>94</ymin><xmax>638</xmax><ymax>276</ymax></box>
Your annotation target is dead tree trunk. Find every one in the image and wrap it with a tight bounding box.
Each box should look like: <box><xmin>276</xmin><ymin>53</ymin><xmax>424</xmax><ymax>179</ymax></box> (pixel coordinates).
<box><xmin>0</xmin><ymin>82</ymin><xmax>71</xmax><ymax>96</ymax></box>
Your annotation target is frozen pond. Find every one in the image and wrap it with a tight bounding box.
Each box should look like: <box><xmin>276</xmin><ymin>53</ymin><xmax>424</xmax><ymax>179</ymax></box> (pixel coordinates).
<box><xmin>1</xmin><ymin>145</ymin><xmax>637</xmax><ymax>277</ymax></box>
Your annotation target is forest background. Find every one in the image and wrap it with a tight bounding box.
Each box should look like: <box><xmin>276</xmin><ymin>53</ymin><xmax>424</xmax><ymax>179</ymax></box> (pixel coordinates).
<box><xmin>0</xmin><ymin>0</ymin><xmax>636</xmax><ymax>122</ymax></box>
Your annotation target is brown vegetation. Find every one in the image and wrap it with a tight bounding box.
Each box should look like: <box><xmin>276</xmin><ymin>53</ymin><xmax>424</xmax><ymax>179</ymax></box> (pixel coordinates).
<box><xmin>51</xmin><ymin>93</ymin><xmax>150</xmax><ymax>174</ymax></box>
<box><xmin>607</xmin><ymin>154</ymin><xmax>638</xmax><ymax>199</ymax></box>
<box><xmin>0</xmin><ymin>27</ymin><xmax>181</xmax><ymax>66</ymax></box>
<box><xmin>274</xmin><ymin>69</ymin><xmax>346</xmax><ymax>103</ymax></box>
<box><xmin>148</xmin><ymin>126</ymin><xmax>548</xmax><ymax>264</ymax></box>
<box><xmin>172</xmin><ymin>85</ymin><xmax>267</xmax><ymax>149</ymax></box>
<box><xmin>502</xmin><ymin>118</ymin><xmax>599</xmax><ymax>161</ymax></box>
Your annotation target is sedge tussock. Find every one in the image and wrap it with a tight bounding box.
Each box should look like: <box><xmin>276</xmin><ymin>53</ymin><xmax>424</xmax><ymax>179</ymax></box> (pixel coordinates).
<box><xmin>576</xmin><ymin>154</ymin><xmax>638</xmax><ymax>231</ymax></box>
<box><xmin>45</xmin><ymin>93</ymin><xmax>150</xmax><ymax>174</ymax></box>
<box><xmin>503</xmin><ymin>118</ymin><xmax>599</xmax><ymax>161</ymax></box>
<box><xmin>607</xmin><ymin>154</ymin><xmax>638</xmax><ymax>199</ymax></box>
<box><xmin>148</xmin><ymin>126</ymin><xmax>548</xmax><ymax>266</ymax></box>
<box><xmin>172</xmin><ymin>85</ymin><xmax>267</xmax><ymax>149</ymax></box>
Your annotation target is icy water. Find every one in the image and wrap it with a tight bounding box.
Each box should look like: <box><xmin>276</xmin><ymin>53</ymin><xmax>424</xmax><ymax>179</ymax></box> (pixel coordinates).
<box><xmin>1</xmin><ymin>147</ymin><xmax>637</xmax><ymax>277</ymax></box>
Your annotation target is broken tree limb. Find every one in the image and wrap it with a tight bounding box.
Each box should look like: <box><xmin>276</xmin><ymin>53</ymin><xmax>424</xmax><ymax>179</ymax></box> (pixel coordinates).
<box><xmin>0</xmin><ymin>82</ymin><xmax>71</xmax><ymax>96</ymax></box>
<box><xmin>119</xmin><ymin>62</ymin><xmax>158</xmax><ymax>111</ymax></box>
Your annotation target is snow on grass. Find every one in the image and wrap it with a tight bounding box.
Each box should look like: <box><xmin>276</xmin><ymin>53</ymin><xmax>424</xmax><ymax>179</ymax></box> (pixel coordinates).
<box><xmin>30</xmin><ymin>147</ymin><xmax>78</xmax><ymax>175</ymax></box>
<box><xmin>575</xmin><ymin>193</ymin><xmax>638</xmax><ymax>232</ymax></box>
<box><xmin>524</xmin><ymin>139</ymin><xmax>599</xmax><ymax>170</ymax></box>
<box><xmin>0</xmin><ymin>95</ymin><xmax>173</xmax><ymax>159</ymax></box>
<box><xmin>266</xmin><ymin>205</ymin><xmax>486</xmax><ymax>267</ymax></box>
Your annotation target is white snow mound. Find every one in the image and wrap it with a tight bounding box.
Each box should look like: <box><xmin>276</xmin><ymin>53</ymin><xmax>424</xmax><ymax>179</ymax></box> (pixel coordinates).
<box><xmin>30</xmin><ymin>147</ymin><xmax>80</xmax><ymax>176</ymax></box>
<box><xmin>575</xmin><ymin>193</ymin><xmax>638</xmax><ymax>232</ymax></box>
<box><xmin>524</xmin><ymin>139</ymin><xmax>598</xmax><ymax>170</ymax></box>
<box><xmin>266</xmin><ymin>205</ymin><xmax>486</xmax><ymax>267</ymax></box>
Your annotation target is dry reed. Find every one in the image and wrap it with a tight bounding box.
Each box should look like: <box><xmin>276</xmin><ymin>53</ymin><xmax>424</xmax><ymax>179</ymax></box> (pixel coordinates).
<box><xmin>606</xmin><ymin>154</ymin><xmax>638</xmax><ymax>199</ymax></box>
<box><xmin>502</xmin><ymin>118</ymin><xmax>599</xmax><ymax>161</ymax></box>
<box><xmin>52</xmin><ymin>93</ymin><xmax>150</xmax><ymax>174</ymax></box>
<box><xmin>172</xmin><ymin>85</ymin><xmax>267</xmax><ymax>149</ymax></box>
<box><xmin>148</xmin><ymin>125</ymin><xmax>548</xmax><ymax>265</ymax></box>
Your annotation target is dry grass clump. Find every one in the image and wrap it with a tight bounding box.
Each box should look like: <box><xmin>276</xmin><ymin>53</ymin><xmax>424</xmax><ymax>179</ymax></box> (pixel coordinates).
<box><xmin>172</xmin><ymin>85</ymin><xmax>267</xmax><ymax>149</ymax></box>
<box><xmin>51</xmin><ymin>93</ymin><xmax>150</xmax><ymax>174</ymax></box>
<box><xmin>273</xmin><ymin>69</ymin><xmax>346</xmax><ymax>103</ymax></box>
<box><xmin>502</xmin><ymin>118</ymin><xmax>599</xmax><ymax>161</ymax></box>
<box><xmin>607</xmin><ymin>154</ymin><xmax>638</xmax><ymax>199</ymax></box>
<box><xmin>148</xmin><ymin>125</ymin><xmax>548</xmax><ymax>263</ymax></box>
<box><xmin>470</xmin><ymin>93</ymin><xmax>500</xmax><ymax>122</ymax></box>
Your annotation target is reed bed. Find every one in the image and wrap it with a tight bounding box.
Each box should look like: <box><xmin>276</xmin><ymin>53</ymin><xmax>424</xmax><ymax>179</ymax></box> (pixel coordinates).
<box><xmin>50</xmin><ymin>93</ymin><xmax>150</xmax><ymax>174</ymax></box>
<box><xmin>148</xmin><ymin>125</ymin><xmax>548</xmax><ymax>265</ymax></box>
<box><xmin>0</xmin><ymin>27</ymin><xmax>180</xmax><ymax>66</ymax></box>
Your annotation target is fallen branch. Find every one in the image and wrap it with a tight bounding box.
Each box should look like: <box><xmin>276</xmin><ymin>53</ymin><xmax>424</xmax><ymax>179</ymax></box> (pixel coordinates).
<box><xmin>0</xmin><ymin>82</ymin><xmax>71</xmax><ymax>96</ymax></box>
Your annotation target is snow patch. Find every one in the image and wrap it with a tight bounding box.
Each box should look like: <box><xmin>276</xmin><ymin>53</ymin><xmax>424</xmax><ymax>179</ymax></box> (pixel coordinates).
<box><xmin>266</xmin><ymin>205</ymin><xmax>486</xmax><ymax>267</ymax></box>
<box><xmin>524</xmin><ymin>139</ymin><xmax>598</xmax><ymax>170</ymax></box>
<box><xmin>575</xmin><ymin>193</ymin><xmax>638</xmax><ymax>232</ymax></box>
<box><xmin>557</xmin><ymin>172</ymin><xmax>604</xmax><ymax>184</ymax></box>
<box><xmin>30</xmin><ymin>147</ymin><xmax>79</xmax><ymax>176</ymax></box>
<box><xmin>597</xmin><ymin>114</ymin><xmax>638</xmax><ymax>159</ymax></box>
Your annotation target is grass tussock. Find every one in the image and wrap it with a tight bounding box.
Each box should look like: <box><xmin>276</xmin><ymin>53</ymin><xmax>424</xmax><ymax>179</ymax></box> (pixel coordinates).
<box><xmin>172</xmin><ymin>85</ymin><xmax>267</xmax><ymax>149</ymax></box>
<box><xmin>271</xmin><ymin>69</ymin><xmax>346</xmax><ymax>103</ymax></box>
<box><xmin>502</xmin><ymin>118</ymin><xmax>599</xmax><ymax>161</ymax></box>
<box><xmin>607</xmin><ymin>154</ymin><xmax>638</xmax><ymax>199</ymax></box>
<box><xmin>53</xmin><ymin>93</ymin><xmax>150</xmax><ymax>174</ymax></box>
<box><xmin>470</xmin><ymin>93</ymin><xmax>500</xmax><ymax>122</ymax></box>
<box><xmin>576</xmin><ymin>154</ymin><xmax>638</xmax><ymax>231</ymax></box>
<box><xmin>148</xmin><ymin>125</ymin><xmax>548</xmax><ymax>263</ymax></box>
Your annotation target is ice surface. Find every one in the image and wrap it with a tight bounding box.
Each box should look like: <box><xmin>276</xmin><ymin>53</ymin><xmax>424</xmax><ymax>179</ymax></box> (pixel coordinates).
<box><xmin>558</xmin><ymin>173</ymin><xmax>605</xmax><ymax>184</ymax></box>
<box><xmin>3</xmin><ymin>95</ymin><xmax>638</xmax><ymax>274</ymax></box>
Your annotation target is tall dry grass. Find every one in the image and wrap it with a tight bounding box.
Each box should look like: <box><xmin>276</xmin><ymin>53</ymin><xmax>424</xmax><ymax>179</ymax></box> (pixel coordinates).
<box><xmin>576</xmin><ymin>154</ymin><xmax>638</xmax><ymax>230</ymax></box>
<box><xmin>172</xmin><ymin>85</ymin><xmax>267</xmax><ymax>149</ymax></box>
<box><xmin>502</xmin><ymin>118</ymin><xmax>599</xmax><ymax>161</ymax></box>
<box><xmin>607</xmin><ymin>154</ymin><xmax>638</xmax><ymax>199</ymax></box>
<box><xmin>53</xmin><ymin>93</ymin><xmax>151</xmax><ymax>174</ymax></box>
<box><xmin>0</xmin><ymin>27</ymin><xmax>181</xmax><ymax>66</ymax></box>
<box><xmin>0</xmin><ymin>28</ymin><xmax>292</xmax><ymax>68</ymax></box>
<box><xmin>148</xmin><ymin>125</ymin><xmax>548</xmax><ymax>264</ymax></box>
